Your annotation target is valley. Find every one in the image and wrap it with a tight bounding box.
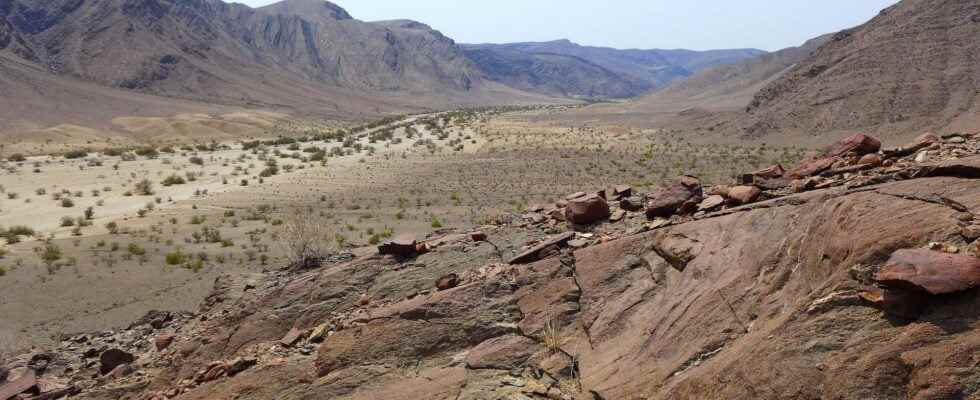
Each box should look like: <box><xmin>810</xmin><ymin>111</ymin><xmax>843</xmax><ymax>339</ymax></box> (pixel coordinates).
<box><xmin>1</xmin><ymin>0</ymin><xmax>979</xmax><ymax>399</ymax></box>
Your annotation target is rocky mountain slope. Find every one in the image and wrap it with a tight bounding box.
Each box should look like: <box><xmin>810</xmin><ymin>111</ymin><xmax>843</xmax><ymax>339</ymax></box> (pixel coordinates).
<box><xmin>3</xmin><ymin>132</ymin><xmax>979</xmax><ymax>399</ymax></box>
<box><xmin>464</xmin><ymin>40</ymin><xmax>766</xmax><ymax>98</ymax></box>
<box><xmin>0</xmin><ymin>0</ymin><xmax>558</xmax><ymax>135</ymax></box>
<box><xmin>740</xmin><ymin>0</ymin><xmax>980</xmax><ymax>137</ymax></box>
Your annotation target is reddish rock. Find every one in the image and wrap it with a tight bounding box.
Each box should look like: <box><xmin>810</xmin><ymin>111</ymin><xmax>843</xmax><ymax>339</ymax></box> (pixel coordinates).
<box><xmin>565</xmin><ymin>194</ymin><xmax>611</xmax><ymax>225</ymax></box>
<box><xmin>707</xmin><ymin>185</ymin><xmax>731</xmax><ymax>197</ymax></box>
<box><xmin>645</xmin><ymin>176</ymin><xmax>703</xmax><ymax>218</ymax></box>
<box><xmin>435</xmin><ymin>273</ymin><xmax>460</xmax><ymax>291</ymax></box>
<box><xmin>200</xmin><ymin>363</ymin><xmax>227</xmax><ymax>382</ymax></box>
<box><xmin>0</xmin><ymin>369</ymin><xmax>36</xmax><ymax>400</ymax></box>
<box><xmin>612</xmin><ymin>185</ymin><xmax>633</xmax><ymax>200</ymax></box>
<box><xmin>99</xmin><ymin>349</ymin><xmax>135</xmax><ymax>375</ymax></box>
<box><xmin>508</xmin><ymin>232</ymin><xmax>575</xmax><ymax>265</ymax></box>
<box><xmin>226</xmin><ymin>357</ymin><xmax>257</xmax><ymax>376</ymax></box>
<box><xmin>752</xmin><ymin>164</ymin><xmax>785</xmax><ymax>179</ymax></box>
<box><xmin>873</xmin><ymin>249</ymin><xmax>980</xmax><ymax>295</ymax></box>
<box><xmin>788</xmin><ymin>157</ymin><xmax>836</xmax><ymax>179</ymax></box>
<box><xmin>155</xmin><ymin>332</ymin><xmax>176</xmax><ymax>351</ymax></box>
<box><xmin>109</xmin><ymin>364</ymin><xmax>134</xmax><ymax>379</ymax></box>
<box><xmin>727</xmin><ymin>186</ymin><xmax>762</xmax><ymax>205</ymax></box>
<box><xmin>857</xmin><ymin>153</ymin><xmax>883</xmax><ymax>166</ymax></box>
<box><xmin>378</xmin><ymin>236</ymin><xmax>418</xmax><ymax>257</ymax></box>
<box><xmin>280</xmin><ymin>327</ymin><xmax>302</xmax><ymax>347</ymax></box>
<box><xmin>823</xmin><ymin>133</ymin><xmax>882</xmax><ymax>158</ymax></box>
<box><xmin>698</xmin><ymin>195</ymin><xmax>726</xmax><ymax>211</ymax></box>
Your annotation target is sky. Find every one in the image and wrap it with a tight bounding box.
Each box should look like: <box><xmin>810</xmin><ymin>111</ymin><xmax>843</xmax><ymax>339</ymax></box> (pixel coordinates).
<box><xmin>233</xmin><ymin>0</ymin><xmax>900</xmax><ymax>51</ymax></box>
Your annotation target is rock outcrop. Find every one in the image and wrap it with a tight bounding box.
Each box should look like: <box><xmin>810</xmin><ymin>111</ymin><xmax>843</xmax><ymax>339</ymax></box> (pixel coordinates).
<box><xmin>4</xmin><ymin>133</ymin><xmax>979</xmax><ymax>400</ymax></box>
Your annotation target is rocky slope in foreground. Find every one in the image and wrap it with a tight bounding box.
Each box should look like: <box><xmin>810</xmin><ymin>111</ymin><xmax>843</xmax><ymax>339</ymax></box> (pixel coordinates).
<box><xmin>2</xmin><ymin>132</ymin><xmax>980</xmax><ymax>399</ymax></box>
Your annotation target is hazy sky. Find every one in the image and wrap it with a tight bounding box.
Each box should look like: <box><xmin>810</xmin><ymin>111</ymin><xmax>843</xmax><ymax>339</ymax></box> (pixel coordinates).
<box><xmin>233</xmin><ymin>0</ymin><xmax>899</xmax><ymax>51</ymax></box>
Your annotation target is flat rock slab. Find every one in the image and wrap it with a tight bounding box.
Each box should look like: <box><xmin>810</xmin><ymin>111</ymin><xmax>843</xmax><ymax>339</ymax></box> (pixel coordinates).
<box><xmin>465</xmin><ymin>334</ymin><xmax>540</xmax><ymax>370</ymax></box>
<box><xmin>0</xmin><ymin>370</ymin><xmax>36</xmax><ymax>399</ymax></box>
<box><xmin>874</xmin><ymin>249</ymin><xmax>980</xmax><ymax>295</ymax></box>
<box><xmin>508</xmin><ymin>232</ymin><xmax>575</xmax><ymax>265</ymax></box>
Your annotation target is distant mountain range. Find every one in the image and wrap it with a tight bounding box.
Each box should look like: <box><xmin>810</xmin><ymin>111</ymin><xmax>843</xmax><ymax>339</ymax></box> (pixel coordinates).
<box><xmin>0</xmin><ymin>0</ymin><xmax>766</xmax><ymax>136</ymax></box>
<box><xmin>462</xmin><ymin>40</ymin><xmax>765</xmax><ymax>98</ymax></box>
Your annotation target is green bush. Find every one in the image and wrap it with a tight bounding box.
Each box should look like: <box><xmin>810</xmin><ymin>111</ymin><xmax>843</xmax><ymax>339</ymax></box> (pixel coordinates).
<box><xmin>165</xmin><ymin>250</ymin><xmax>185</xmax><ymax>265</ymax></box>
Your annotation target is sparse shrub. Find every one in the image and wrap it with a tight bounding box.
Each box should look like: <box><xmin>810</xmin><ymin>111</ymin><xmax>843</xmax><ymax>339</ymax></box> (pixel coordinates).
<box><xmin>161</xmin><ymin>175</ymin><xmax>186</xmax><ymax>186</ymax></box>
<box><xmin>8</xmin><ymin>154</ymin><xmax>25</xmax><ymax>162</ymax></box>
<box><xmin>64</xmin><ymin>150</ymin><xmax>88</xmax><ymax>159</ymax></box>
<box><xmin>135</xmin><ymin>179</ymin><xmax>154</xmax><ymax>195</ymax></box>
<box><xmin>105</xmin><ymin>221</ymin><xmax>119</xmax><ymax>234</ymax></box>
<box><xmin>60</xmin><ymin>216</ymin><xmax>75</xmax><ymax>227</ymax></box>
<box><xmin>281</xmin><ymin>208</ymin><xmax>332</xmax><ymax>269</ymax></box>
<box><xmin>127</xmin><ymin>243</ymin><xmax>146</xmax><ymax>256</ymax></box>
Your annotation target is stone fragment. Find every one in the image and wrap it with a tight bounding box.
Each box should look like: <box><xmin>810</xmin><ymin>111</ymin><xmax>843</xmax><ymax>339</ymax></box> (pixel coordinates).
<box><xmin>378</xmin><ymin>236</ymin><xmax>418</xmax><ymax>258</ymax></box>
<box><xmin>465</xmin><ymin>335</ymin><xmax>539</xmax><ymax>370</ymax></box>
<box><xmin>435</xmin><ymin>273</ymin><xmax>460</xmax><ymax>291</ymax></box>
<box><xmin>788</xmin><ymin>157</ymin><xmax>836</xmax><ymax>179</ymax></box>
<box><xmin>308</xmin><ymin>324</ymin><xmax>329</xmax><ymax>343</ymax></box>
<box><xmin>0</xmin><ymin>369</ymin><xmax>36</xmax><ymax>400</ymax></box>
<box><xmin>645</xmin><ymin>176</ymin><xmax>703</xmax><ymax>218</ymax></box>
<box><xmin>280</xmin><ymin>327</ymin><xmax>302</xmax><ymax>347</ymax></box>
<box><xmin>726</xmin><ymin>186</ymin><xmax>762</xmax><ymax>205</ymax></box>
<box><xmin>226</xmin><ymin>357</ymin><xmax>257</xmax><ymax>376</ymax></box>
<box><xmin>857</xmin><ymin>153</ymin><xmax>883</xmax><ymax>167</ymax></box>
<box><xmin>470</xmin><ymin>231</ymin><xmax>488</xmax><ymax>242</ymax></box>
<box><xmin>823</xmin><ymin>133</ymin><xmax>881</xmax><ymax>158</ymax></box>
<box><xmin>698</xmin><ymin>195</ymin><xmax>725</xmax><ymax>211</ymax></box>
<box><xmin>99</xmin><ymin>349</ymin><xmax>134</xmax><ymax>375</ymax></box>
<box><xmin>154</xmin><ymin>332</ymin><xmax>176</xmax><ymax>351</ymax></box>
<box><xmin>612</xmin><ymin>185</ymin><xmax>633</xmax><ymax>200</ymax></box>
<box><xmin>508</xmin><ymin>233</ymin><xmax>575</xmax><ymax>265</ymax></box>
<box><xmin>873</xmin><ymin>249</ymin><xmax>980</xmax><ymax>295</ymax></box>
<box><xmin>619</xmin><ymin>196</ymin><xmax>644</xmax><ymax>212</ymax></box>
<box><xmin>752</xmin><ymin>164</ymin><xmax>785</xmax><ymax>179</ymax></box>
<box><xmin>564</xmin><ymin>194</ymin><xmax>610</xmax><ymax>225</ymax></box>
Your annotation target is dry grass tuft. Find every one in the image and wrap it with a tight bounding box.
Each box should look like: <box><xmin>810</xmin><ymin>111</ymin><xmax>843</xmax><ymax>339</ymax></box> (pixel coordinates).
<box><xmin>280</xmin><ymin>208</ymin><xmax>333</xmax><ymax>269</ymax></box>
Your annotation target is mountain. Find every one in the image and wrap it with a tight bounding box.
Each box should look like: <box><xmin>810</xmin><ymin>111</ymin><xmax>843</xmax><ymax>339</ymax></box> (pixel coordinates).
<box><xmin>740</xmin><ymin>0</ymin><xmax>980</xmax><ymax>137</ymax></box>
<box><xmin>463</xmin><ymin>39</ymin><xmax>766</xmax><ymax>98</ymax></box>
<box><xmin>0</xmin><ymin>0</ymin><xmax>560</xmax><ymax>138</ymax></box>
<box><xmin>623</xmin><ymin>34</ymin><xmax>832</xmax><ymax>114</ymax></box>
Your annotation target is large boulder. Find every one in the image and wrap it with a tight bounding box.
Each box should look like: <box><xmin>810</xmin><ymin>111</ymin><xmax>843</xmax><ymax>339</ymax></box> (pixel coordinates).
<box><xmin>645</xmin><ymin>176</ymin><xmax>703</xmax><ymax>218</ymax></box>
<box><xmin>565</xmin><ymin>193</ymin><xmax>611</xmax><ymax>225</ymax></box>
